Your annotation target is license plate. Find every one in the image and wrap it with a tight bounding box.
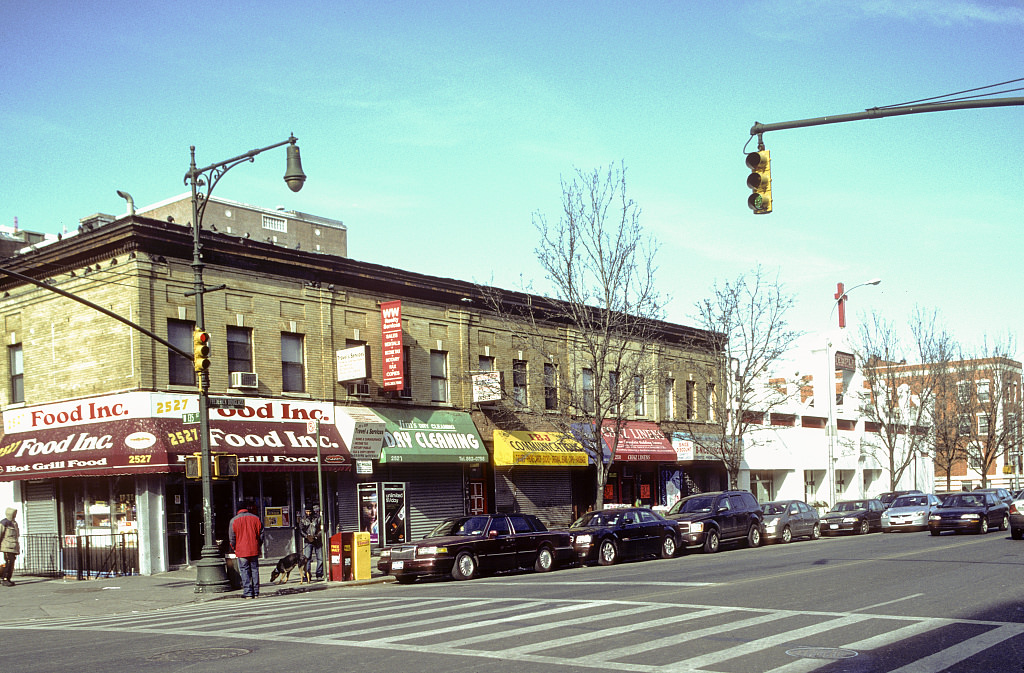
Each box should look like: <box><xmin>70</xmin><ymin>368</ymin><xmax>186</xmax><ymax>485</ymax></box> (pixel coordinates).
<box><xmin>830</xmin><ymin>524</ymin><xmax>839</xmax><ymax>530</ymax></box>
<box><xmin>392</xmin><ymin>561</ymin><xmax>404</xmax><ymax>570</ymax></box>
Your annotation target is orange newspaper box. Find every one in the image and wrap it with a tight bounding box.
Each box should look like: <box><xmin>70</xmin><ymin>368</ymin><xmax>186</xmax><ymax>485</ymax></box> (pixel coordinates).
<box><xmin>333</xmin><ymin>531</ymin><xmax>372</xmax><ymax>581</ymax></box>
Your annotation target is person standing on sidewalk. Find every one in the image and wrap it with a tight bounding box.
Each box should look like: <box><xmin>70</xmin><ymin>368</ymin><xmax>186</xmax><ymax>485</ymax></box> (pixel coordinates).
<box><xmin>229</xmin><ymin>502</ymin><xmax>263</xmax><ymax>599</ymax></box>
<box><xmin>0</xmin><ymin>507</ymin><xmax>20</xmax><ymax>587</ymax></box>
<box><xmin>298</xmin><ymin>504</ymin><xmax>323</xmax><ymax>581</ymax></box>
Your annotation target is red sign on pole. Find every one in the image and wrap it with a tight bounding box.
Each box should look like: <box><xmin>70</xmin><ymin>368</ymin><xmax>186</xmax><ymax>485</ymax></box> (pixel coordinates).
<box><xmin>380</xmin><ymin>300</ymin><xmax>404</xmax><ymax>390</ymax></box>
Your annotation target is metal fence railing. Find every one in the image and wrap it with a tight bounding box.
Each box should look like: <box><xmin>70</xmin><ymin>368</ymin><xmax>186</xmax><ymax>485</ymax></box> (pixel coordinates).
<box><xmin>19</xmin><ymin>532</ymin><xmax>139</xmax><ymax>579</ymax></box>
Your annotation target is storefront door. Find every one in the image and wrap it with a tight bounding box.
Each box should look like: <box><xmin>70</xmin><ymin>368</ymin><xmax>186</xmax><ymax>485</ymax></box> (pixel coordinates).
<box><xmin>186</xmin><ymin>481</ymin><xmax>235</xmax><ymax>561</ymax></box>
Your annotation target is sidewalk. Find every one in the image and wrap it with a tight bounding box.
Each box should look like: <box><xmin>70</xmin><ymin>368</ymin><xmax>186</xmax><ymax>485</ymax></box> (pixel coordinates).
<box><xmin>0</xmin><ymin>562</ymin><xmax>393</xmax><ymax>623</ymax></box>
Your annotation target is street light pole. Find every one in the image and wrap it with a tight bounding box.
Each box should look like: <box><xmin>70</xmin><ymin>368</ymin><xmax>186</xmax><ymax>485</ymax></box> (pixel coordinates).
<box><xmin>824</xmin><ymin>279</ymin><xmax>880</xmax><ymax>505</ymax></box>
<box><xmin>186</xmin><ymin>136</ymin><xmax>306</xmax><ymax>593</ymax></box>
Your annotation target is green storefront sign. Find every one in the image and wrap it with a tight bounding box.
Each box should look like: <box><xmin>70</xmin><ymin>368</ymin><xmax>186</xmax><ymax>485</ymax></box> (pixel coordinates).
<box><xmin>372</xmin><ymin>407</ymin><xmax>488</xmax><ymax>464</ymax></box>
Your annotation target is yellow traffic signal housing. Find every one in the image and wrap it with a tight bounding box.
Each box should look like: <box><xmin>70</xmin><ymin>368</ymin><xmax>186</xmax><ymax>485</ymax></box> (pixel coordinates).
<box><xmin>184</xmin><ymin>453</ymin><xmax>202</xmax><ymax>479</ymax></box>
<box><xmin>193</xmin><ymin>330</ymin><xmax>211</xmax><ymax>372</ymax></box>
<box><xmin>746</xmin><ymin>149</ymin><xmax>772</xmax><ymax>214</ymax></box>
<box><xmin>213</xmin><ymin>453</ymin><xmax>239</xmax><ymax>479</ymax></box>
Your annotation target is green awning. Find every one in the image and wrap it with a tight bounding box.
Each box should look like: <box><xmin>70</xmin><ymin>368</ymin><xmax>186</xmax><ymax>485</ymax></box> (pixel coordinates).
<box><xmin>372</xmin><ymin>407</ymin><xmax>489</xmax><ymax>464</ymax></box>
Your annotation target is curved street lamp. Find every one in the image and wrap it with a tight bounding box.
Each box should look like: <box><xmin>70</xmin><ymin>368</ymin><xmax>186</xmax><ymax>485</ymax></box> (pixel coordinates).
<box><xmin>186</xmin><ymin>136</ymin><xmax>306</xmax><ymax>593</ymax></box>
<box><xmin>825</xmin><ymin>278</ymin><xmax>881</xmax><ymax>504</ymax></box>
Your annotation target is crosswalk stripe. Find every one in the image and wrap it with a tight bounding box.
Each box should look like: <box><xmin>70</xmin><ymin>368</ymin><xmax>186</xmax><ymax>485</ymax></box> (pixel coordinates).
<box><xmin>886</xmin><ymin>623</ymin><xmax>1024</xmax><ymax>673</ymax></box>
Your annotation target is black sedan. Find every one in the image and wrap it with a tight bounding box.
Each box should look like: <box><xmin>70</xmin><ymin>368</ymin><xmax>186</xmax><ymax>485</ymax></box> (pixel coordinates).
<box><xmin>928</xmin><ymin>491</ymin><xmax>1010</xmax><ymax>535</ymax></box>
<box><xmin>568</xmin><ymin>507</ymin><xmax>682</xmax><ymax>565</ymax></box>
<box><xmin>819</xmin><ymin>499</ymin><xmax>885</xmax><ymax>535</ymax></box>
<box><xmin>377</xmin><ymin>513</ymin><xmax>575</xmax><ymax>583</ymax></box>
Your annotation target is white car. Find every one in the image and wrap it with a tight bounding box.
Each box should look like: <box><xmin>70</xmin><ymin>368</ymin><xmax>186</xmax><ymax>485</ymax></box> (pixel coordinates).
<box><xmin>881</xmin><ymin>493</ymin><xmax>943</xmax><ymax>532</ymax></box>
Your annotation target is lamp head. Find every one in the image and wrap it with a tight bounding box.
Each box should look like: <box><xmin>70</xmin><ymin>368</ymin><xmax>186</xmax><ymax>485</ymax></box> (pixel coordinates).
<box><xmin>283</xmin><ymin>138</ymin><xmax>306</xmax><ymax>192</ymax></box>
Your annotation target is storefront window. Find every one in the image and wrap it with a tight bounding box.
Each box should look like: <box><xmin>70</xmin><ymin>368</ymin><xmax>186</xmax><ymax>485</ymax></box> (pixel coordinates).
<box><xmin>61</xmin><ymin>477</ymin><xmax>137</xmax><ymax>545</ymax></box>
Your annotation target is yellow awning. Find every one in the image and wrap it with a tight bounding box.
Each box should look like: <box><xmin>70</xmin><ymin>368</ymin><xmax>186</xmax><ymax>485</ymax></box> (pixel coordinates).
<box><xmin>493</xmin><ymin>429</ymin><xmax>588</xmax><ymax>467</ymax></box>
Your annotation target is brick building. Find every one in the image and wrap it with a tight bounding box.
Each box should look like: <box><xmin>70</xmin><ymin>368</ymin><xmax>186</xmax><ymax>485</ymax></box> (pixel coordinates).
<box><xmin>0</xmin><ymin>200</ymin><xmax>722</xmax><ymax>575</ymax></box>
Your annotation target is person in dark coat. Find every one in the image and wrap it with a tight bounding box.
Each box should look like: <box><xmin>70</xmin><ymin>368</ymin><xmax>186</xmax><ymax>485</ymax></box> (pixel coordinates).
<box><xmin>298</xmin><ymin>504</ymin><xmax>323</xmax><ymax>581</ymax></box>
<box><xmin>0</xmin><ymin>507</ymin><xmax>19</xmax><ymax>587</ymax></box>
<box><xmin>229</xmin><ymin>502</ymin><xmax>264</xmax><ymax>598</ymax></box>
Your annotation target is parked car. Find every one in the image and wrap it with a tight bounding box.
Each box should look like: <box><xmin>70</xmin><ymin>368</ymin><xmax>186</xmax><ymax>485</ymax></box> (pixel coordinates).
<box><xmin>819</xmin><ymin>499</ymin><xmax>885</xmax><ymax>535</ymax></box>
<box><xmin>973</xmin><ymin>487</ymin><xmax>1014</xmax><ymax>504</ymax></box>
<box><xmin>1009</xmin><ymin>492</ymin><xmax>1024</xmax><ymax>540</ymax></box>
<box><xmin>568</xmin><ymin>507</ymin><xmax>682</xmax><ymax>565</ymax></box>
<box><xmin>377</xmin><ymin>513</ymin><xmax>575</xmax><ymax>583</ymax></box>
<box><xmin>760</xmin><ymin>500</ymin><xmax>820</xmax><ymax>543</ymax></box>
<box><xmin>877</xmin><ymin>490</ymin><xmax>923</xmax><ymax>509</ymax></box>
<box><xmin>928</xmin><ymin>492</ymin><xmax>1009</xmax><ymax>535</ymax></box>
<box><xmin>665</xmin><ymin>490</ymin><xmax>763</xmax><ymax>553</ymax></box>
<box><xmin>880</xmin><ymin>493</ymin><xmax>943</xmax><ymax>532</ymax></box>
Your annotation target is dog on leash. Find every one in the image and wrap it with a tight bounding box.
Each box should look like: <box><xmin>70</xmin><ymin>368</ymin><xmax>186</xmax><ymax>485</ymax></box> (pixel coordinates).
<box><xmin>269</xmin><ymin>552</ymin><xmax>310</xmax><ymax>584</ymax></box>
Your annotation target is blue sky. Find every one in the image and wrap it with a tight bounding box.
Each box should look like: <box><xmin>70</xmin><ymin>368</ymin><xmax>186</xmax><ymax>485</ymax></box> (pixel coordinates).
<box><xmin>3</xmin><ymin>1</ymin><xmax>1022</xmax><ymax>358</ymax></box>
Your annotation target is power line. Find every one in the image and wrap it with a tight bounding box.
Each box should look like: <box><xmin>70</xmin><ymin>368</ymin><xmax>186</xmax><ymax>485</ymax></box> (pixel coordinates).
<box><xmin>878</xmin><ymin>77</ymin><xmax>1024</xmax><ymax>109</ymax></box>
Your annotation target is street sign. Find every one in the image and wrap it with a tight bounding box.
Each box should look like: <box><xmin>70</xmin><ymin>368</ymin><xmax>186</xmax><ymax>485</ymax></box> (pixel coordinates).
<box><xmin>208</xmin><ymin>396</ymin><xmax>245</xmax><ymax>409</ymax></box>
<box><xmin>182</xmin><ymin>412</ymin><xmax>200</xmax><ymax>424</ymax></box>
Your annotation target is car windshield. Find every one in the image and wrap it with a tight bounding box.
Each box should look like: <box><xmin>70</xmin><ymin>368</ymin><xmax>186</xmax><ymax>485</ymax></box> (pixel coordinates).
<box><xmin>670</xmin><ymin>495</ymin><xmax>716</xmax><ymax>514</ymax></box>
<box><xmin>762</xmin><ymin>503</ymin><xmax>787</xmax><ymax>515</ymax></box>
<box><xmin>831</xmin><ymin>501</ymin><xmax>866</xmax><ymax>512</ymax></box>
<box><xmin>429</xmin><ymin>516</ymin><xmax>491</xmax><ymax>537</ymax></box>
<box><xmin>942</xmin><ymin>494</ymin><xmax>984</xmax><ymax>508</ymax></box>
<box><xmin>892</xmin><ymin>495</ymin><xmax>927</xmax><ymax>508</ymax></box>
<box><xmin>572</xmin><ymin>511</ymin><xmax>623</xmax><ymax>528</ymax></box>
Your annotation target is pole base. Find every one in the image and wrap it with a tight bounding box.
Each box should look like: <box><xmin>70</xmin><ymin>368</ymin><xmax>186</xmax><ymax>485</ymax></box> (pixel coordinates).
<box><xmin>193</xmin><ymin>544</ymin><xmax>232</xmax><ymax>593</ymax></box>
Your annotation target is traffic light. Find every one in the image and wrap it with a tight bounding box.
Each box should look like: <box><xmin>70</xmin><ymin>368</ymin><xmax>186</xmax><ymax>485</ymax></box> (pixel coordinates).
<box><xmin>746</xmin><ymin>149</ymin><xmax>772</xmax><ymax>214</ymax></box>
<box><xmin>184</xmin><ymin>453</ymin><xmax>202</xmax><ymax>479</ymax></box>
<box><xmin>193</xmin><ymin>329</ymin><xmax>211</xmax><ymax>372</ymax></box>
<box><xmin>213</xmin><ymin>453</ymin><xmax>239</xmax><ymax>479</ymax></box>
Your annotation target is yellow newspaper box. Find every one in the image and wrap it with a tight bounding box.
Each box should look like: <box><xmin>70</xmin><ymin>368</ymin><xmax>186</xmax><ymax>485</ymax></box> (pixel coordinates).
<box><xmin>341</xmin><ymin>531</ymin><xmax>372</xmax><ymax>581</ymax></box>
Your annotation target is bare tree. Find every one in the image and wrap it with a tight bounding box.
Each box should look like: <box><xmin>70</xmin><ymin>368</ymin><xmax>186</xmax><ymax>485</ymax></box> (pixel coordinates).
<box><xmin>959</xmin><ymin>336</ymin><xmax>1021</xmax><ymax>488</ymax></box>
<box><xmin>931</xmin><ymin>356</ymin><xmax>971</xmax><ymax>492</ymax></box>
<box><xmin>688</xmin><ymin>266</ymin><xmax>802</xmax><ymax>488</ymax></box>
<box><xmin>482</xmin><ymin>162</ymin><xmax>687</xmax><ymax>511</ymax></box>
<box><xmin>854</xmin><ymin>308</ymin><xmax>954</xmax><ymax>491</ymax></box>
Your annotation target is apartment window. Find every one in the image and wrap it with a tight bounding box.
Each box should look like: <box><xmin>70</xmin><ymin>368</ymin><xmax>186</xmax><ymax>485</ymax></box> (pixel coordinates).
<box><xmin>399</xmin><ymin>346</ymin><xmax>412</xmax><ymax>399</ymax></box>
<box><xmin>706</xmin><ymin>383</ymin><xmax>717</xmax><ymax>422</ymax></box>
<box><xmin>663</xmin><ymin>378</ymin><xmax>675</xmax><ymax>421</ymax></box>
<box><xmin>544</xmin><ymin>363</ymin><xmax>558</xmax><ymax>410</ymax></box>
<box><xmin>346</xmin><ymin>339</ymin><xmax>370</xmax><ymax>396</ymax></box>
<box><xmin>262</xmin><ymin>214</ymin><xmax>287</xmax><ymax>233</ymax></box>
<box><xmin>977</xmin><ymin>379</ymin><xmax>991</xmax><ymax>403</ymax></box>
<box><xmin>958</xmin><ymin>415</ymin><xmax>972</xmax><ymax>436</ymax></box>
<box><xmin>685</xmin><ymin>380</ymin><xmax>696</xmax><ymax>420</ymax></box>
<box><xmin>582</xmin><ymin>368</ymin><xmax>595</xmax><ymax>414</ymax></box>
<box><xmin>8</xmin><ymin>344</ymin><xmax>23</xmax><ymax>404</ymax></box>
<box><xmin>168</xmin><ymin>319</ymin><xmax>195</xmax><ymax>386</ymax></box>
<box><xmin>633</xmin><ymin>375</ymin><xmax>645</xmax><ymax>416</ymax></box>
<box><xmin>978</xmin><ymin>414</ymin><xmax>990</xmax><ymax>436</ymax></box>
<box><xmin>478</xmin><ymin>355</ymin><xmax>495</xmax><ymax>372</ymax></box>
<box><xmin>957</xmin><ymin>381</ymin><xmax>971</xmax><ymax>404</ymax></box>
<box><xmin>281</xmin><ymin>333</ymin><xmax>305</xmax><ymax>392</ymax></box>
<box><xmin>609</xmin><ymin>370</ymin><xmax>620</xmax><ymax>412</ymax></box>
<box><xmin>226</xmin><ymin>326</ymin><xmax>253</xmax><ymax>375</ymax></box>
<box><xmin>430</xmin><ymin>350</ymin><xmax>448</xmax><ymax>402</ymax></box>
<box><xmin>512</xmin><ymin>360</ymin><xmax>528</xmax><ymax>407</ymax></box>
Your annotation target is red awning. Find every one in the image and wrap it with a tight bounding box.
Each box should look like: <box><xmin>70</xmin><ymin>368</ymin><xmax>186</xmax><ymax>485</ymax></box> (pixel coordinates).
<box><xmin>0</xmin><ymin>416</ymin><xmax>352</xmax><ymax>481</ymax></box>
<box><xmin>601</xmin><ymin>420</ymin><xmax>676</xmax><ymax>462</ymax></box>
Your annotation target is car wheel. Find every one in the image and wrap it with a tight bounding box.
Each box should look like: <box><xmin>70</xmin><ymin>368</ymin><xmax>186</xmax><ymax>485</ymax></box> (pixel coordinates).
<box><xmin>781</xmin><ymin>526</ymin><xmax>792</xmax><ymax>544</ymax></box>
<box><xmin>1013</xmin><ymin>527</ymin><xmax>1024</xmax><ymax>540</ymax></box>
<box><xmin>660</xmin><ymin>535</ymin><xmax>677</xmax><ymax>559</ymax></box>
<box><xmin>597</xmin><ymin>538</ymin><xmax>618</xmax><ymax>566</ymax></box>
<box><xmin>811</xmin><ymin>523</ymin><xmax>821</xmax><ymax>540</ymax></box>
<box><xmin>859</xmin><ymin>519</ymin><xmax>870</xmax><ymax>535</ymax></box>
<box><xmin>930</xmin><ymin>529</ymin><xmax>941</xmax><ymax>536</ymax></box>
<box><xmin>703</xmin><ymin>529</ymin><xmax>720</xmax><ymax>553</ymax></box>
<box><xmin>395</xmin><ymin>575</ymin><xmax>417</xmax><ymax>585</ymax></box>
<box><xmin>534</xmin><ymin>546</ymin><xmax>555</xmax><ymax>573</ymax></box>
<box><xmin>747</xmin><ymin>524</ymin><xmax>762</xmax><ymax>548</ymax></box>
<box><xmin>452</xmin><ymin>551</ymin><xmax>477</xmax><ymax>580</ymax></box>
<box><xmin>1000</xmin><ymin>515</ymin><xmax>1009</xmax><ymax>531</ymax></box>
<box><xmin>979</xmin><ymin>518</ymin><xmax>989</xmax><ymax>535</ymax></box>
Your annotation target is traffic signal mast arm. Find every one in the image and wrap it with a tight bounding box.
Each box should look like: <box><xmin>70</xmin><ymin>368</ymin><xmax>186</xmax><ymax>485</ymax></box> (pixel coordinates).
<box><xmin>749</xmin><ymin>96</ymin><xmax>1024</xmax><ymax>136</ymax></box>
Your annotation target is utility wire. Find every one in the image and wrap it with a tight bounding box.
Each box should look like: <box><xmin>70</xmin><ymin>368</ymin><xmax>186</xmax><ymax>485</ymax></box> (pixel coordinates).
<box><xmin>877</xmin><ymin>77</ymin><xmax>1024</xmax><ymax>109</ymax></box>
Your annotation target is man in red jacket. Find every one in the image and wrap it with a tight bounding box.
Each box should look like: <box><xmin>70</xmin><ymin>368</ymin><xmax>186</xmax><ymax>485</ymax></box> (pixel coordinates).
<box><xmin>229</xmin><ymin>502</ymin><xmax>264</xmax><ymax>598</ymax></box>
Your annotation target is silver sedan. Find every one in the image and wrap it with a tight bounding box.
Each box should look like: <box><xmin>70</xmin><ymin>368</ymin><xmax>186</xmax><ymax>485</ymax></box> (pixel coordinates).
<box><xmin>881</xmin><ymin>493</ymin><xmax>942</xmax><ymax>532</ymax></box>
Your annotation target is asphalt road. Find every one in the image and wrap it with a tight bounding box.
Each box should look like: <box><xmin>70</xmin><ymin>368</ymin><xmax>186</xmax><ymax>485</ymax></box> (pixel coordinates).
<box><xmin>5</xmin><ymin>529</ymin><xmax>1024</xmax><ymax>672</ymax></box>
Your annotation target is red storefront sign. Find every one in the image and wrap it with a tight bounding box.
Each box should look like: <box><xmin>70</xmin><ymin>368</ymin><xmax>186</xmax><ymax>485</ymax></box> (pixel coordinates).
<box><xmin>600</xmin><ymin>420</ymin><xmax>676</xmax><ymax>462</ymax></box>
<box><xmin>380</xmin><ymin>300</ymin><xmax>404</xmax><ymax>390</ymax></box>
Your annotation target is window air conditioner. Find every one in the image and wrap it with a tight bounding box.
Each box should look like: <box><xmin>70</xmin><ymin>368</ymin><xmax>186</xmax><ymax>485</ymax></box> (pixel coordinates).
<box><xmin>231</xmin><ymin>371</ymin><xmax>259</xmax><ymax>388</ymax></box>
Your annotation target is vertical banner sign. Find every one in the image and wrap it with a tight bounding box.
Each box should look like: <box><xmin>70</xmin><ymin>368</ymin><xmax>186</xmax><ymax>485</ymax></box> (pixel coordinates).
<box><xmin>382</xmin><ymin>482</ymin><xmax>408</xmax><ymax>545</ymax></box>
<box><xmin>357</xmin><ymin>482</ymin><xmax>380</xmax><ymax>545</ymax></box>
<box><xmin>380</xmin><ymin>300</ymin><xmax>404</xmax><ymax>390</ymax></box>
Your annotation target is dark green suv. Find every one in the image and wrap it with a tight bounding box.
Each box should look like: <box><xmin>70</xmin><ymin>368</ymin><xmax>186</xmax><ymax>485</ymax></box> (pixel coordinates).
<box><xmin>665</xmin><ymin>490</ymin><xmax>763</xmax><ymax>553</ymax></box>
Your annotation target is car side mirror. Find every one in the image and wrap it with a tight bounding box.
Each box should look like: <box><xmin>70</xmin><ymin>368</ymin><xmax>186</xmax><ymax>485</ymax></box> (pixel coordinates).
<box><xmin>488</xmin><ymin>530</ymin><xmax>499</xmax><ymax>539</ymax></box>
